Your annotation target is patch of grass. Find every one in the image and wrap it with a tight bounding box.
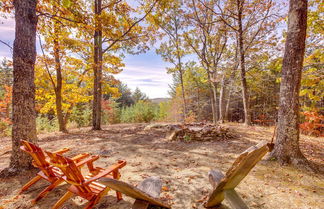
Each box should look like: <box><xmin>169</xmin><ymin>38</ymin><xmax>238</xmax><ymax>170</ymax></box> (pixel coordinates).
<box><xmin>184</xmin><ymin>134</ymin><xmax>191</xmax><ymax>142</ymax></box>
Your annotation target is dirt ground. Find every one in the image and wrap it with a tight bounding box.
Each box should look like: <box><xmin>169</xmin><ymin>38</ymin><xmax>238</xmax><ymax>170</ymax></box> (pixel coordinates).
<box><xmin>0</xmin><ymin>123</ymin><xmax>323</xmax><ymax>209</ymax></box>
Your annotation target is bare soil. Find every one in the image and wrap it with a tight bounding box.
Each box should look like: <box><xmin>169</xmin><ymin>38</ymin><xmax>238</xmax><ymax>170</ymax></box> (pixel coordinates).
<box><xmin>0</xmin><ymin>123</ymin><xmax>323</xmax><ymax>209</ymax></box>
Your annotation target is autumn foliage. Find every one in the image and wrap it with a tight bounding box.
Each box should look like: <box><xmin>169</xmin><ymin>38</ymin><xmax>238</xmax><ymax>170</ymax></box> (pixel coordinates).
<box><xmin>0</xmin><ymin>86</ymin><xmax>12</xmax><ymax>135</ymax></box>
<box><xmin>300</xmin><ymin>111</ymin><xmax>324</xmax><ymax>137</ymax></box>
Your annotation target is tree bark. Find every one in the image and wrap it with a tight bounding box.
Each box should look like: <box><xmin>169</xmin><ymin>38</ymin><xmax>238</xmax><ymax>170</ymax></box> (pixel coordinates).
<box><xmin>53</xmin><ymin>16</ymin><xmax>67</xmax><ymax>133</ymax></box>
<box><xmin>219</xmin><ymin>74</ymin><xmax>226</xmax><ymax>123</ymax></box>
<box><xmin>92</xmin><ymin>0</ymin><xmax>103</xmax><ymax>130</ymax></box>
<box><xmin>179</xmin><ymin>68</ymin><xmax>187</xmax><ymax>122</ymax></box>
<box><xmin>207</xmin><ymin>72</ymin><xmax>217</xmax><ymax>123</ymax></box>
<box><xmin>175</xmin><ymin>25</ymin><xmax>187</xmax><ymax>122</ymax></box>
<box><xmin>9</xmin><ymin>0</ymin><xmax>38</xmax><ymax>172</ymax></box>
<box><xmin>271</xmin><ymin>0</ymin><xmax>308</xmax><ymax>165</ymax></box>
<box><xmin>225</xmin><ymin>89</ymin><xmax>231</xmax><ymax>121</ymax></box>
<box><xmin>211</xmin><ymin>82</ymin><xmax>219</xmax><ymax>121</ymax></box>
<box><xmin>237</xmin><ymin>0</ymin><xmax>251</xmax><ymax>125</ymax></box>
<box><xmin>209</xmin><ymin>88</ymin><xmax>216</xmax><ymax>123</ymax></box>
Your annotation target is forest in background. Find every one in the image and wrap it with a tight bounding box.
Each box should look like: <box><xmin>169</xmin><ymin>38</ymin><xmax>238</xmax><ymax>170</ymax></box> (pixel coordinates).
<box><xmin>0</xmin><ymin>0</ymin><xmax>322</xmax><ymax>137</ymax></box>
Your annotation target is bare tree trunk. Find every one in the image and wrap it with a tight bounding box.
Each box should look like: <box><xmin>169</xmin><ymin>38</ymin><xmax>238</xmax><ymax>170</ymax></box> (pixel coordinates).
<box><xmin>179</xmin><ymin>69</ymin><xmax>187</xmax><ymax>121</ymax></box>
<box><xmin>7</xmin><ymin>0</ymin><xmax>38</xmax><ymax>174</ymax></box>
<box><xmin>219</xmin><ymin>74</ymin><xmax>226</xmax><ymax>123</ymax></box>
<box><xmin>225</xmin><ymin>47</ymin><xmax>238</xmax><ymax>122</ymax></box>
<box><xmin>176</xmin><ymin>32</ymin><xmax>187</xmax><ymax>121</ymax></box>
<box><xmin>196</xmin><ymin>83</ymin><xmax>200</xmax><ymax>120</ymax></box>
<box><xmin>225</xmin><ymin>89</ymin><xmax>231</xmax><ymax>121</ymax></box>
<box><xmin>237</xmin><ymin>0</ymin><xmax>251</xmax><ymax>125</ymax></box>
<box><xmin>53</xmin><ymin>17</ymin><xmax>67</xmax><ymax>133</ymax></box>
<box><xmin>211</xmin><ymin>82</ymin><xmax>219</xmax><ymax>121</ymax></box>
<box><xmin>271</xmin><ymin>0</ymin><xmax>310</xmax><ymax>167</ymax></box>
<box><xmin>207</xmin><ymin>72</ymin><xmax>217</xmax><ymax>123</ymax></box>
<box><xmin>93</xmin><ymin>0</ymin><xmax>103</xmax><ymax>130</ymax></box>
<box><xmin>209</xmin><ymin>88</ymin><xmax>216</xmax><ymax>123</ymax></box>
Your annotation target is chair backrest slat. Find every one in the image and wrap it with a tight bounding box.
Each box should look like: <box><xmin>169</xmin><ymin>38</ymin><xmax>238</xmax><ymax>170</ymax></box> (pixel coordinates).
<box><xmin>206</xmin><ymin>141</ymin><xmax>270</xmax><ymax>207</ymax></box>
<box><xmin>45</xmin><ymin>151</ymin><xmax>92</xmax><ymax>194</ymax></box>
<box><xmin>223</xmin><ymin>141</ymin><xmax>269</xmax><ymax>190</ymax></box>
<box><xmin>20</xmin><ymin>140</ymin><xmax>56</xmax><ymax>178</ymax></box>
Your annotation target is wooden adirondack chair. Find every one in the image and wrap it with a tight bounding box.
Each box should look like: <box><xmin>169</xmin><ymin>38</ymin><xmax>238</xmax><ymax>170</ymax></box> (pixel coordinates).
<box><xmin>205</xmin><ymin>141</ymin><xmax>273</xmax><ymax>209</ymax></box>
<box><xmin>19</xmin><ymin>140</ymin><xmax>90</xmax><ymax>203</ymax></box>
<box><xmin>99</xmin><ymin>176</ymin><xmax>171</xmax><ymax>209</ymax></box>
<box><xmin>45</xmin><ymin>151</ymin><xmax>127</xmax><ymax>209</ymax></box>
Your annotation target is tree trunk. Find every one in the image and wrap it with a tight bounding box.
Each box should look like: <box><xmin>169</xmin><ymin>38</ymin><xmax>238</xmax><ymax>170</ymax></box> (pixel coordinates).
<box><xmin>92</xmin><ymin>0</ymin><xmax>103</xmax><ymax>130</ymax></box>
<box><xmin>179</xmin><ymin>69</ymin><xmax>187</xmax><ymax>122</ymax></box>
<box><xmin>176</xmin><ymin>35</ymin><xmax>187</xmax><ymax>122</ymax></box>
<box><xmin>9</xmin><ymin>0</ymin><xmax>38</xmax><ymax>173</ymax></box>
<box><xmin>212</xmin><ymin>81</ymin><xmax>219</xmax><ymax>122</ymax></box>
<box><xmin>237</xmin><ymin>0</ymin><xmax>251</xmax><ymax>125</ymax></box>
<box><xmin>225</xmin><ymin>89</ymin><xmax>231</xmax><ymax>121</ymax></box>
<box><xmin>209</xmin><ymin>88</ymin><xmax>216</xmax><ymax>123</ymax></box>
<box><xmin>53</xmin><ymin>17</ymin><xmax>67</xmax><ymax>133</ymax></box>
<box><xmin>219</xmin><ymin>74</ymin><xmax>226</xmax><ymax>123</ymax></box>
<box><xmin>207</xmin><ymin>72</ymin><xmax>217</xmax><ymax>123</ymax></box>
<box><xmin>271</xmin><ymin>0</ymin><xmax>308</xmax><ymax>165</ymax></box>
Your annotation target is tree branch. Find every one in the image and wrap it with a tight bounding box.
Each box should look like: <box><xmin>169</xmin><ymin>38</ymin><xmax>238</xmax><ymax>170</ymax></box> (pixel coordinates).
<box><xmin>101</xmin><ymin>0</ymin><xmax>123</xmax><ymax>11</ymax></box>
<box><xmin>38</xmin><ymin>35</ymin><xmax>56</xmax><ymax>89</ymax></box>
<box><xmin>102</xmin><ymin>0</ymin><xmax>158</xmax><ymax>54</ymax></box>
<box><xmin>0</xmin><ymin>40</ymin><xmax>13</xmax><ymax>51</ymax></box>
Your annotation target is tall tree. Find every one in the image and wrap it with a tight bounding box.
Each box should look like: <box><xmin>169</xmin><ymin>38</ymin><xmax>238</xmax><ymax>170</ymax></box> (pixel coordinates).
<box><xmin>271</xmin><ymin>0</ymin><xmax>308</xmax><ymax>165</ymax></box>
<box><xmin>200</xmin><ymin>0</ymin><xmax>279</xmax><ymax>125</ymax></box>
<box><xmin>38</xmin><ymin>0</ymin><xmax>69</xmax><ymax>132</ymax></box>
<box><xmin>132</xmin><ymin>87</ymin><xmax>148</xmax><ymax>103</ymax></box>
<box><xmin>92</xmin><ymin>0</ymin><xmax>103</xmax><ymax>130</ymax></box>
<box><xmin>36</xmin><ymin>0</ymin><xmax>89</xmax><ymax>133</ymax></box>
<box><xmin>115</xmin><ymin>83</ymin><xmax>135</xmax><ymax>107</ymax></box>
<box><xmin>155</xmin><ymin>0</ymin><xmax>188</xmax><ymax>121</ymax></box>
<box><xmin>91</xmin><ymin>0</ymin><xmax>158</xmax><ymax>130</ymax></box>
<box><xmin>184</xmin><ymin>0</ymin><xmax>228</xmax><ymax>123</ymax></box>
<box><xmin>7</xmin><ymin>0</ymin><xmax>38</xmax><ymax>174</ymax></box>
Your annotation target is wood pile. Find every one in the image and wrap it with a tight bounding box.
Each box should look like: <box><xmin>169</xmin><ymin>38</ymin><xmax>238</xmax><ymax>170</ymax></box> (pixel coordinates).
<box><xmin>144</xmin><ymin>123</ymin><xmax>233</xmax><ymax>141</ymax></box>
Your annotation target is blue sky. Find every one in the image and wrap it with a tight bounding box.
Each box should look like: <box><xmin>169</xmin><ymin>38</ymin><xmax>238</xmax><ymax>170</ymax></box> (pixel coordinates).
<box><xmin>0</xmin><ymin>17</ymin><xmax>173</xmax><ymax>99</ymax></box>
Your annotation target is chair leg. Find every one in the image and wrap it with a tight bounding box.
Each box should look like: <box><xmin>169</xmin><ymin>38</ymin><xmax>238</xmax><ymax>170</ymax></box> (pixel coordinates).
<box><xmin>84</xmin><ymin>196</ymin><xmax>100</xmax><ymax>209</ymax></box>
<box><xmin>224</xmin><ymin>189</ymin><xmax>248</xmax><ymax>209</ymax></box>
<box><xmin>32</xmin><ymin>179</ymin><xmax>63</xmax><ymax>204</ymax></box>
<box><xmin>19</xmin><ymin>175</ymin><xmax>42</xmax><ymax>194</ymax></box>
<box><xmin>84</xmin><ymin>188</ymin><xmax>110</xmax><ymax>209</ymax></box>
<box><xmin>116</xmin><ymin>191</ymin><xmax>122</xmax><ymax>201</ymax></box>
<box><xmin>112</xmin><ymin>170</ymin><xmax>122</xmax><ymax>201</ymax></box>
<box><xmin>52</xmin><ymin>191</ymin><xmax>74</xmax><ymax>209</ymax></box>
<box><xmin>132</xmin><ymin>199</ymin><xmax>150</xmax><ymax>209</ymax></box>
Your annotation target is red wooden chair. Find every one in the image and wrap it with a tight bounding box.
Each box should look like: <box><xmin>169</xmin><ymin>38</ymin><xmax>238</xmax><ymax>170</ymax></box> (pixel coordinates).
<box><xmin>19</xmin><ymin>140</ymin><xmax>90</xmax><ymax>203</ymax></box>
<box><xmin>45</xmin><ymin>151</ymin><xmax>126</xmax><ymax>209</ymax></box>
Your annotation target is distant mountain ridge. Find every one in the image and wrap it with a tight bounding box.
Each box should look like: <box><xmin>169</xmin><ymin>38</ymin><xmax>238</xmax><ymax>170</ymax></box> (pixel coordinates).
<box><xmin>150</xmin><ymin>98</ymin><xmax>170</xmax><ymax>104</ymax></box>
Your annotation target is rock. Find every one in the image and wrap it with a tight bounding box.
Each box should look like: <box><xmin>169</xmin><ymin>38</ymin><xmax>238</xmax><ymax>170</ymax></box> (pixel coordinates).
<box><xmin>166</xmin><ymin>131</ymin><xmax>176</xmax><ymax>141</ymax></box>
<box><xmin>144</xmin><ymin>123</ymin><xmax>233</xmax><ymax>142</ymax></box>
<box><xmin>144</xmin><ymin>123</ymin><xmax>169</xmax><ymax>131</ymax></box>
<box><xmin>98</xmin><ymin>149</ymin><xmax>113</xmax><ymax>156</ymax></box>
<box><xmin>166</xmin><ymin>127</ymin><xmax>182</xmax><ymax>141</ymax></box>
<box><xmin>166</xmin><ymin>124</ymin><xmax>232</xmax><ymax>142</ymax></box>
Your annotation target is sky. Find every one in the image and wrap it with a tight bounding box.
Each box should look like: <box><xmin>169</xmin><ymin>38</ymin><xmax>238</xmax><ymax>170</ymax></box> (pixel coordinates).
<box><xmin>0</xmin><ymin>17</ymin><xmax>173</xmax><ymax>99</ymax></box>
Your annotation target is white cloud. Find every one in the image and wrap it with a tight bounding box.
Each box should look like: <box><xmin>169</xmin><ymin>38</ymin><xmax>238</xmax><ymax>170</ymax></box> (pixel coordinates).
<box><xmin>115</xmin><ymin>64</ymin><xmax>172</xmax><ymax>98</ymax></box>
<box><xmin>0</xmin><ymin>17</ymin><xmax>173</xmax><ymax>98</ymax></box>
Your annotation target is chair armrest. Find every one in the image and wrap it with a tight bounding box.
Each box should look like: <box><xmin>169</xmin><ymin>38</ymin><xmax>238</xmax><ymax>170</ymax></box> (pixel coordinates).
<box><xmin>71</xmin><ymin>153</ymin><xmax>90</xmax><ymax>163</ymax></box>
<box><xmin>53</xmin><ymin>147</ymin><xmax>70</xmax><ymax>155</ymax></box>
<box><xmin>84</xmin><ymin>160</ymin><xmax>126</xmax><ymax>185</ymax></box>
<box><xmin>75</xmin><ymin>155</ymin><xmax>100</xmax><ymax>168</ymax></box>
